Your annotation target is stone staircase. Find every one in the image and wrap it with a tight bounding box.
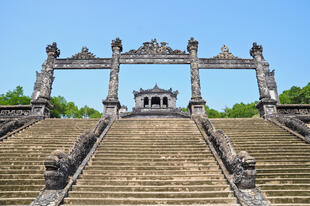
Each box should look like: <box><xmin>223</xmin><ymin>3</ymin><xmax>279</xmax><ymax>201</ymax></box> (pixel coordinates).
<box><xmin>0</xmin><ymin>118</ymin><xmax>98</xmax><ymax>205</ymax></box>
<box><xmin>63</xmin><ymin>119</ymin><xmax>239</xmax><ymax>205</ymax></box>
<box><xmin>210</xmin><ymin>118</ymin><xmax>310</xmax><ymax>206</ymax></box>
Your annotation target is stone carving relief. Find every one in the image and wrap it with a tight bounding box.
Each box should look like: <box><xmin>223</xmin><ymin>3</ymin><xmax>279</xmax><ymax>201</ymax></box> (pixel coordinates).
<box><xmin>0</xmin><ymin>109</ymin><xmax>30</xmax><ymax>117</ymax></box>
<box><xmin>213</xmin><ymin>45</ymin><xmax>238</xmax><ymax>59</ymax></box>
<box><xmin>71</xmin><ymin>47</ymin><xmax>96</xmax><ymax>59</ymax></box>
<box><xmin>123</xmin><ymin>39</ymin><xmax>186</xmax><ymax>55</ymax></box>
<box><xmin>277</xmin><ymin>107</ymin><xmax>310</xmax><ymax>115</ymax></box>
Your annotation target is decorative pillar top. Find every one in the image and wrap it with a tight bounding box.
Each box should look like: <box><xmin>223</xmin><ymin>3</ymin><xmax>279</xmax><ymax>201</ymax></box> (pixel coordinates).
<box><xmin>250</xmin><ymin>42</ymin><xmax>264</xmax><ymax>60</ymax></box>
<box><xmin>46</xmin><ymin>42</ymin><xmax>60</xmax><ymax>58</ymax></box>
<box><xmin>111</xmin><ymin>37</ymin><xmax>123</xmax><ymax>52</ymax></box>
<box><xmin>187</xmin><ymin>37</ymin><xmax>198</xmax><ymax>52</ymax></box>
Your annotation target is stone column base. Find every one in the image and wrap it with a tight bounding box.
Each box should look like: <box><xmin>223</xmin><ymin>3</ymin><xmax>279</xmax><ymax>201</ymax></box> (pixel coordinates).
<box><xmin>188</xmin><ymin>99</ymin><xmax>206</xmax><ymax>116</ymax></box>
<box><xmin>30</xmin><ymin>98</ymin><xmax>53</xmax><ymax>117</ymax></box>
<box><xmin>102</xmin><ymin>99</ymin><xmax>121</xmax><ymax>116</ymax></box>
<box><xmin>256</xmin><ymin>98</ymin><xmax>277</xmax><ymax>118</ymax></box>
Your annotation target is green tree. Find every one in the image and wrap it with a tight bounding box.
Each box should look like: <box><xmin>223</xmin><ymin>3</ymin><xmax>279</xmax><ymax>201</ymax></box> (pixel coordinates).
<box><xmin>50</xmin><ymin>96</ymin><xmax>67</xmax><ymax>118</ymax></box>
<box><xmin>65</xmin><ymin>102</ymin><xmax>81</xmax><ymax>118</ymax></box>
<box><xmin>205</xmin><ymin>105</ymin><xmax>226</xmax><ymax>118</ymax></box>
<box><xmin>0</xmin><ymin>86</ymin><xmax>31</xmax><ymax>105</ymax></box>
<box><xmin>279</xmin><ymin>83</ymin><xmax>310</xmax><ymax>104</ymax></box>
<box><xmin>79</xmin><ymin>105</ymin><xmax>102</xmax><ymax>118</ymax></box>
<box><xmin>226</xmin><ymin>102</ymin><xmax>259</xmax><ymax>118</ymax></box>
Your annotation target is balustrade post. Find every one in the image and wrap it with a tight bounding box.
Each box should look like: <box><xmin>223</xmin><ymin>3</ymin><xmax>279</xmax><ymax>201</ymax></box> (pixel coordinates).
<box><xmin>31</xmin><ymin>42</ymin><xmax>59</xmax><ymax>117</ymax></box>
<box><xmin>187</xmin><ymin>38</ymin><xmax>206</xmax><ymax>116</ymax></box>
<box><xmin>250</xmin><ymin>42</ymin><xmax>277</xmax><ymax>118</ymax></box>
<box><xmin>103</xmin><ymin>38</ymin><xmax>122</xmax><ymax>116</ymax></box>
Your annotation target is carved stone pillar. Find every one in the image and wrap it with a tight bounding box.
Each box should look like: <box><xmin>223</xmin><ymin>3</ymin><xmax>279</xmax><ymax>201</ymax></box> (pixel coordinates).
<box><xmin>250</xmin><ymin>42</ymin><xmax>277</xmax><ymax>118</ymax></box>
<box><xmin>149</xmin><ymin>98</ymin><xmax>151</xmax><ymax>108</ymax></box>
<box><xmin>266</xmin><ymin>70</ymin><xmax>280</xmax><ymax>104</ymax></box>
<box><xmin>102</xmin><ymin>38</ymin><xmax>122</xmax><ymax>116</ymax></box>
<box><xmin>31</xmin><ymin>42</ymin><xmax>59</xmax><ymax>117</ymax></box>
<box><xmin>160</xmin><ymin>98</ymin><xmax>163</xmax><ymax>108</ymax></box>
<box><xmin>187</xmin><ymin>38</ymin><xmax>206</xmax><ymax>116</ymax></box>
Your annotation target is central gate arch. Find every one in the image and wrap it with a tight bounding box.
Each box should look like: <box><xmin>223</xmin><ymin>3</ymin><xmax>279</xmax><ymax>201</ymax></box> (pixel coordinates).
<box><xmin>30</xmin><ymin>38</ymin><xmax>279</xmax><ymax>118</ymax></box>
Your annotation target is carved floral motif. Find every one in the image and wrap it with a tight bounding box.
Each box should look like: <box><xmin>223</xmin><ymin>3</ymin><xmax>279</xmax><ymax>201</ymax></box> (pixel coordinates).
<box><xmin>71</xmin><ymin>47</ymin><xmax>96</xmax><ymax>59</ymax></box>
<box><xmin>123</xmin><ymin>39</ymin><xmax>186</xmax><ymax>55</ymax></box>
<box><xmin>213</xmin><ymin>45</ymin><xmax>238</xmax><ymax>59</ymax></box>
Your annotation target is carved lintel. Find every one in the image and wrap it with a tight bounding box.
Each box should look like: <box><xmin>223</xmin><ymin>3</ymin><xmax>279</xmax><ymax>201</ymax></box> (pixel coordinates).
<box><xmin>213</xmin><ymin>45</ymin><xmax>238</xmax><ymax>59</ymax></box>
<box><xmin>71</xmin><ymin>47</ymin><xmax>96</xmax><ymax>60</ymax></box>
<box><xmin>124</xmin><ymin>38</ymin><xmax>186</xmax><ymax>55</ymax></box>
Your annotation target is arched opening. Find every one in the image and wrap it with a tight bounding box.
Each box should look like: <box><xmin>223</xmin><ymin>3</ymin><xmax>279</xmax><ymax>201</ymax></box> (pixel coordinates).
<box><xmin>163</xmin><ymin>96</ymin><xmax>168</xmax><ymax>108</ymax></box>
<box><xmin>151</xmin><ymin>96</ymin><xmax>160</xmax><ymax>108</ymax></box>
<box><xmin>144</xmin><ymin>97</ymin><xmax>149</xmax><ymax>108</ymax></box>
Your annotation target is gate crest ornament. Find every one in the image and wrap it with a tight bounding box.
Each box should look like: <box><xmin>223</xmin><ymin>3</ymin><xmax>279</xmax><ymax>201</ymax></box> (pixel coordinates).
<box><xmin>213</xmin><ymin>45</ymin><xmax>238</xmax><ymax>59</ymax></box>
<box><xmin>123</xmin><ymin>39</ymin><xmax>186</xmax><ymax>55</ymax></box>
<box><xmin>71</xmin><ymin>47</ymin><xmax>96</xmax><ymax>59</ymax></box>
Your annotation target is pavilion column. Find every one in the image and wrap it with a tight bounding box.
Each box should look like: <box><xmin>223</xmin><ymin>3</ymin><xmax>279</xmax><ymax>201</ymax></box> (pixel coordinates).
<box><xmin>103</xmin><ymin>38</ymin><xmax>122</xmax><ymax>116</ymax></box>
<box><xmin>31</xmin><ymin>42</ymin><xmax>60</xmax><ymax>117</ymax></box>
<box><xmin>160</xmin><ymin>98</ymin><xmax>163</xmax><ymax>108</ymax></box>
<box><xmin>250</xmin><ymin>42</ymin><xmax>277</xmax><ymax>118</ymax></box>
<box><xmin>149</xmin><ymin>98</ymin><xmax>151</xmax><ymax>108</ymax></box>
<box><xmin>187</xmin><ymin>38</ymin><xmax>206</xmax><ymax>116</ymax></box>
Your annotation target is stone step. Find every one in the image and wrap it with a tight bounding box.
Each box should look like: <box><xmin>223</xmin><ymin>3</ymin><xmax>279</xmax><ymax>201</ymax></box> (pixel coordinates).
<box><xmin>89</xmin><ymin>162</ymin><xmax>218</xmax><ymax>167</ymax></box>
<box><xmin>72</xmin><ymin>185</ymin><xmax>231</xmax><ymax>192</ymax></box>
<box><xmin>64</xmin><ymin>119</ymin><xmax>238</xmax><ymax>205</ymax></box>
<box><xmin>83</xmin><ymin>170</ymin><xmax>223</xmax><ymax>176</ymax></box>
<box><xmin>79</xmin><ymin>175</ymin><xmax>225</xmax><ymax>181</ymax></box>
<box><xmin>67</xmin><ymin>191</ymin><xmax>234</xmax><ymax>199</ymax></box>
<box><xmin>63</xmin><ymin>197</ymin><xmax>238</xmax><ymax>205</ymax></box>
<box><xmin>268</xmin><ymin>196</ymin><xmax>310</xmax><ymax>204</ymax></box>
<box><xmin>0</xmin><ymin>198</ymin><xmax>35</xmax><ymax>205</ymax></box>
<box><xmin>0</xmin><ymin>118</ymin><xmax>98</xmax><ymax>204</ymax></box>
<box><xmin>0</xmin><ymin>191</ymin><xmax>39</xmax><ymax>198</ymax></box>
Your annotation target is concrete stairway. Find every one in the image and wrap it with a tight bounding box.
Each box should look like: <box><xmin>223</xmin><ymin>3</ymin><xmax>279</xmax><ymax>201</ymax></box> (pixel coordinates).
<box><xmin>63</xmin><ymin>119</ymin><xmax>239</xmax><ymax>205</ymax></box>
<box><xmin>210</xmin><ymin>118</ymin><xmax>310</xmax><ymax>206</ymax></box>
<box><xmin>0</xmin><ymin>118</ymin><xmax>98</xmax><ymax>205</ymax></box>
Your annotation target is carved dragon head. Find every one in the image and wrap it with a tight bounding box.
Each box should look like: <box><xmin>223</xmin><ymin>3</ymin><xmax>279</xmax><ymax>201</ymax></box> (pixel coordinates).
<box><xmin>44</xmin><ymin>150</ymin><xmax>69</xmax><ymax>190</ymax></box>
<box><xmin>234</xmin><ymin>151</ymin><xmax>256</xmax><ymax>189</ymax></box>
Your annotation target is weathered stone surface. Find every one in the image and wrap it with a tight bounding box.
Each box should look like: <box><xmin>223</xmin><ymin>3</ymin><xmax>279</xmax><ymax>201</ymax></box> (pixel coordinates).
<box><xmin>198</xmin><ymin>116</ymin><xmax>257</xmax><ymax>189</ymax></box>
<box><xmin>30</xmin><ymin>189</ymin><xmax>64</xmax><ymax>206</ymax></box>
<box><xmin>71</xmin><ymin>47</ymin><xmax>96</xmax><ymax>59</ymax></box>
<box><xmin>0</xmin><ymin>116</ymin><xmax>37</xmax><ymax>138</ymax></box>
<box><xmin>123</xmin><ymin>38</ymin><xmax>185</xmax><ymax>55</ymax></box>
<box><xmin>213</xmin><ymin>45</ymin><xmax>238</xmax><ymax>59</ymax></box>
<box><xmin>0</xmin><ymin>105</ymin><xmax>31</xmax><ymax>119</ymax></box>
<box><xmin>250</xmin><ymin>43</ymin><xmax>271</xmax><ymax>100</ymax></box>
<box><xmin>274</xmin><ymin>115</ymin><xmax>310</xmax><ymax>143</ymax></box>
<box><xmin>44</xmin><ymin>150</ymin><xmax>70</xmax><ymax>190</ymax></box>
<box><xmin>121</xmin><ymin>85</ymin><xmax>189</xmax><ymax>118</ymax></box>
<box><xmin>93</xmin><ymin>115</ymin><xmax>111</xmax><ymax>137</ymax></box>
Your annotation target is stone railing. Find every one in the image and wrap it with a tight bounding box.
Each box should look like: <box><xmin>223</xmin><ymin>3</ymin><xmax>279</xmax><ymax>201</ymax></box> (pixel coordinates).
<box><xmin>271</xmin><ymin>115</ymin><xmax>310</xmax><ymax>143</ymax></box>
<box><xmin>0</xmin><ymin>105</ymin><xmax>31</xmax><ymax>119</ymax></box>
<box><xmin>0</xmin><ymin>116</ymin><xmax>41</xmax><ymax>139</ymax></box>
<box><xmin>195</xmin><ymin>116</ymin><xmax>270</xmax><ymax>206</ymax></box>
<box><xmin>277</xmin><ymin>104</ymin><xmax>310</xmax><ymax>122</ymax></box>
<box><xmin>31</xmin><ymin>115</ymin><xmax>114</xmax><ymax>206</ymax></box>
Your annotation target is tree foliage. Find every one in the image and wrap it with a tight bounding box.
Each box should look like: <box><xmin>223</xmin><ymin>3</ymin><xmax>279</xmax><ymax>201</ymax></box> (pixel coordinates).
<box><xmin>0</xmin><ymin>86</ymin><xmax>102</xmax><ymax>118</ymax></box>
<box><xmin>279</xmin><ymin>82</ymin><xmax>310</xmax><ymax>104</ymax></box>
<box><xmin>0</xmin><ymin>86</ymin><xmax>31</xmax><ymax>105</ymax></box>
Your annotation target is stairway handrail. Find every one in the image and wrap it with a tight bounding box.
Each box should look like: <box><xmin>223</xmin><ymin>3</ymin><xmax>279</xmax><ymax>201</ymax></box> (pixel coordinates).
<box><xmin>30</xmin><ymin>115</ymin><xmax>116</xmax><ymax>206</ymax></box>
<box><xmin>194</xmin><ymin>116</ymin><xmax>270</xmax><ymax>206</ymax></box>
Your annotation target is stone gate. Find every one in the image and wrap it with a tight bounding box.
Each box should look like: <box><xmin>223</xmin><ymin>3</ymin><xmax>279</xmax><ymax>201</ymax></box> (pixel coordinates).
<box><xmin>30</xmin><ymin>38</ymin><xmax>279</xmax><ymax>118</ymax></box>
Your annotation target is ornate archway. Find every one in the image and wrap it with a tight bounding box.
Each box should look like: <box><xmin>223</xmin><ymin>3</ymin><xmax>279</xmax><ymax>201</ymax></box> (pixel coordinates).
<box><xmin>30</xmin><ymin>38</ymin><xmax>279</xmax><ymax>118</ymax></box>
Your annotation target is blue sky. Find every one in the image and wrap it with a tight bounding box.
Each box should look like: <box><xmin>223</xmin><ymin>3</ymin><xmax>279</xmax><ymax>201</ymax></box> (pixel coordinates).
<box><xmin>0</xmin><ymin>0</ymin><xmax>309</xmax><ymax>112</ymax></box>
